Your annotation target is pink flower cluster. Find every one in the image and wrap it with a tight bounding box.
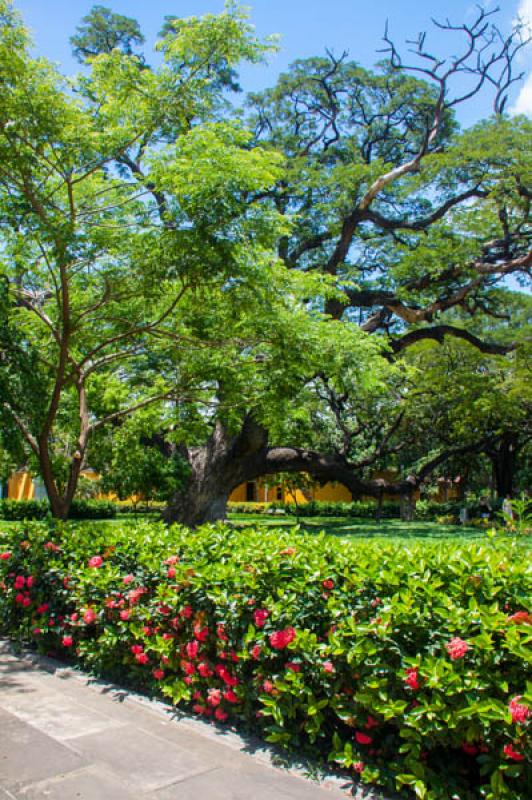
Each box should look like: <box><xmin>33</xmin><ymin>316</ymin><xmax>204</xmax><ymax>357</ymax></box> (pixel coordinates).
<box><xmin>269</xmin><ymin>627</ymin><xmax>296</xmax><ymax>650</ymax></box>
<box><xmin>509</xmin><ymin>696</ymin><xmax>530</xmax><ymax>724</ymax></box>
<box><xmin>445</xmin><ymin>637</ymin><xmax>470</xmax><ymax>660</ymax></box>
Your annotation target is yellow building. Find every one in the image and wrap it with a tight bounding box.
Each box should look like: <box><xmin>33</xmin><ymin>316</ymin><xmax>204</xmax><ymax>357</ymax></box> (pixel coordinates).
<box><xmin>229</xmin><ymin>477</ymin><xmax>352</xmax><ymax>505</ymax></box>
<box><xmin>6</xmin><ymin>469</ymin><xmax>461</xmax><ymax>505</ymax></box>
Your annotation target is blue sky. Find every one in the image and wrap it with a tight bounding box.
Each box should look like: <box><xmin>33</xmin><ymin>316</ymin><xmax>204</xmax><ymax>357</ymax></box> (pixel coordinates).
<box><xmin>14</xmin><ymin>0</ymin><xmax>532</xmax><ymax>127</ymax></box>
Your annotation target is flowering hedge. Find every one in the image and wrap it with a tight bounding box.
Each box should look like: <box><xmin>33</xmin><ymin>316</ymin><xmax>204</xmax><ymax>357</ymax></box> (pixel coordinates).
<box><xmin>0</xmin><ymin>521</ymin><xmax>530</xmax><ymax>800</ymax></box>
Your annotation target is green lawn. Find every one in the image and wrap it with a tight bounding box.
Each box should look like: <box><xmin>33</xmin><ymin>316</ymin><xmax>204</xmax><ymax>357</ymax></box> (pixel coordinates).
<box><xmin>0</xmin><ymin>513</ymin><xmax>517</xmax><ymax>545</ymax></box>
<box><xmin>227</xmin><ymin>513</ymin><xmax>490</xmax><ymax>540</ymax></box>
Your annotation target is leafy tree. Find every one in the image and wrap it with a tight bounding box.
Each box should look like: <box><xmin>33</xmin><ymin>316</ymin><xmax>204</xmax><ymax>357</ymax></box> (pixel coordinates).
<box><xmin>70</xmin><ymin>5</ymin><xmax>145</xmax><ymax>62</ymax></box>
<box><xmin>160</xmin><ymin>8</ymin><xmax>532</xmax><ymax>524</ymax></box>
<box><xmin>0</xmin><ymin>0</ymin><xmax>284</xmax><ymax>518</ymax></box>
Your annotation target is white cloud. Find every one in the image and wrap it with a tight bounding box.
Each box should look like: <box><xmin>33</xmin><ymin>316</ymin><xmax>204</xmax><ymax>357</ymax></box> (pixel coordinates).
<box><xmin>510</xmin><ymin>0</ymin><xmax>532</xmax><ymax>115</ymax></box>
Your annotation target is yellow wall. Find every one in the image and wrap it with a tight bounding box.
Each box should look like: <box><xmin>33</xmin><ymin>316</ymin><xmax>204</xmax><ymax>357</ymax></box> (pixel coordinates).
<box><xmin>229</xmin><ymin>478</ymin><xmax>353</xmax><ymax>504</ymax></box>
<box><xmin>7</xmin><ymin>472</ymin><xmax>35</xmax><ymax>500</ymax></box>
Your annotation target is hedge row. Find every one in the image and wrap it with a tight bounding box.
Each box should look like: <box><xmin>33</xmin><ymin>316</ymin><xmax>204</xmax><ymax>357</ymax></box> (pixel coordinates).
<box><xmin>0</xmin><ymin>499</ymin><xmax>118</xmax><ymax>520</ymax></box>
<box><xmin>230</xmin><ymin>499</ymin><xmax>465</xmax><ymax>520</ymax></box>
<box><xmin>229</xmin><ymin>499</ymin><xmax>507</xmax><ymax>522</ymax></box>
<box><xmin>0</xmin><ymin>499</ymin><xmax>165</xmax><ymax>520</ymax></box>
<box><xmin>0</xmin><ymin>521</ymin><xmax>530</xmax><ymax>799</ymax></box>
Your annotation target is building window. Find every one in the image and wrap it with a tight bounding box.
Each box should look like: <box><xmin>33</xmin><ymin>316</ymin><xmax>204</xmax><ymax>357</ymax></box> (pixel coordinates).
<box><xmin>276</xmin><ymin>486</ymin><xmax>283</xmax><ymax>501</ymax></box>
<box><xmin>246</xmin><ymin>482</ymin><xmax>256</xmax><ymax>502</ymax></box>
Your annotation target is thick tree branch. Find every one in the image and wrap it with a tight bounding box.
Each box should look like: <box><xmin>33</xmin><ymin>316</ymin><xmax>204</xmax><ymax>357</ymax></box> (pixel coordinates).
<box><xmin>390</xmin><ymin>325</ymin><xmax>517</xmax><ymax>355</ymax></box>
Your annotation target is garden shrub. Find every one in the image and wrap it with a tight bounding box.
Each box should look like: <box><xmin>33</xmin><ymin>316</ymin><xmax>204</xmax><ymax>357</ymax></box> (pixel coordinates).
<box><xmin>227</xmin><ymin>502</ymin><xmax>273</xmax><ymax>514</ymax></box>
<box><xmin>0</xmin><ymin>499</ymin><xmax>117</xmax><ymax>520</ymax></box>
<box><xmin>0</xmin><ymin>521</ymin><xmax>530</xmax><ymax>800</ymax></box>
<box><xmin>0</xmin><ymin>499</ymin><xmax>49</xmax><ymax>520</ymax></box>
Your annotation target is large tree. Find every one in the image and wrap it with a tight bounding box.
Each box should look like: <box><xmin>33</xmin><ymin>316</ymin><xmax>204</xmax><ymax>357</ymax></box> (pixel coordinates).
<box><xmin>0</xmin><ymin>0</ymin><xmax>288</xmax><ymax>518</ymax></box>
<box><xmin>160</xmin><ymin>8</ymin><xmax>532</xmax><ymax>524</ymax></box>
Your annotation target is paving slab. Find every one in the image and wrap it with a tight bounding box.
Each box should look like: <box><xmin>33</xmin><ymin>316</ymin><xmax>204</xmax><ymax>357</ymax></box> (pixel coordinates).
<box><xmin>154</xmin><ymin>762</ymin><xmax>351</xmax><ymax>800</ymax></box>
<box><xmin>0</xmin><ymin>709</ymin><xmax>85</xmax><ymax>790</ymax></box>
<box><xmin>0</xmin><ymin>641</ymin><xmax>366</xmax><ymax>799</ymax></box>
<box><xmin>14</xmin><ymin>765</ymin><xmax>141</xmax><ymax>800</ymax></box>
<box><xmin>68</xmin><ymin>725</ymin><xmax>221</xmax><ymax>793</ymax></box>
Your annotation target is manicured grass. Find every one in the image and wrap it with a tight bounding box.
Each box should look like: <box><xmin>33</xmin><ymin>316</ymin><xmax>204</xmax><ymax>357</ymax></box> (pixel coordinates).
<box><xmin>227</xmin><ymin>513</ymin><xmax>494</xmax><ymax>541</ymax></box>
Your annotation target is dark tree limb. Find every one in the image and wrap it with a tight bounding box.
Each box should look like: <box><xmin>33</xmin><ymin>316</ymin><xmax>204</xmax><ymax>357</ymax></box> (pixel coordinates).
<box><xmin>390</xmin><ymin>325</ymin><xmax>517</xmax><ymax>355</ymax></box>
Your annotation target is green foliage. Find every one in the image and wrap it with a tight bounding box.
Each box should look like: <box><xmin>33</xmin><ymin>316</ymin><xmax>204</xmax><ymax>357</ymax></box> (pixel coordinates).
<box><xmin>0</xmin><ymin>499</ymin><xmax>117</xmax><ymax>520</ymax></box>
<box><xmin>1</xmin><ymin>521</ymin><xmax>530</xmax><ymax>799</ymax></box>
<box><xmin>70</xmin><ymin>5</ymin><xmax>145</xmax><ymax>62</ymax></box>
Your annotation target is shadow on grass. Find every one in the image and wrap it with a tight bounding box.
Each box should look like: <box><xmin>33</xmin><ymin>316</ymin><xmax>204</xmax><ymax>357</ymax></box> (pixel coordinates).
<box><xmin>227</xmin><ymin>514</ymin><xmax>486</xmax><ymax>541</ymax></box>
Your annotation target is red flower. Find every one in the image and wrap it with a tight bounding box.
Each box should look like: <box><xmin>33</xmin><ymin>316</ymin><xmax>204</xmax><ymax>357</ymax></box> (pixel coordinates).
<box><xmin>143</xmin><ymin>626</ymin><xmax>154</xmax><ymax>637</ymax></box>
<box><xmin>285</xmin><ymin>661</ymin><xmax>301</xmax><ymax>672</ymax></box>
<box><xmin>33</xmin><ymin>628</ymin><xmax>42</xmax><ymax>636</ymax></box>
<box><xmin>507</xmin><ymin>611</ymin><xmax>532</xmax><ymax>625</ymax></box>
<box><xmin>164</xmin><ymin>555</ymin><xmax>180</xmax><ymax>565</ymax></box>
<box><xmin>135</xmin><ymin>652</ymin><xmax>149</xmax><ymax>665</ymax></box>
<box><xmin>127</xmin><ymin>587</ymin><xmax>146</xmax><ymax>606</ymax></box>
<box><xmin>215</xmin><ymin>664</ymin><xmax>238</xmax><ymax>686</ymax></box>
<box><xmin>207</xmin><ymin>688</ymin><xmax>222</xmax><ymax>707</ymax></box>
<box><xmin>323</xmin><ymin>660</ymin><xmax>335</xmax><ymax>674</ymax></box>
<box><xmin>198</xmin><ymin>662</ymin><xmax>213</xmax><ymax>678</ymax></box>
<box><xmin>162</xmin><ymin>633</ymin><xmax>174</xmax><ymax>641</ymax></box>
<box><xmin>214</xmin><ymin>707</ymin><xmax>228</xmax><ymax>722</ymax></box>
<box><xmin>405</xmin><ymin>667</ymin><xmax>420</xmax><ymax>690</ymax></box>
<box><xmin>88</xmin><ymin>556</ymin><xmax>103</xmax><ymax>568</ymax></box>
<box><xmin>157</xmin><ymin>604</ymin><xmax>171</xmax><ymax>616</ymax></box>
<box><xmin>15</xmin><ymin>593</ymin><xmax>25</xmax><ymax>605</ymax></box>
<box><xmin>131</xmin><ymin>644</ymin><xmax>144</xmax><ymax>655</ymax></box>
<box><xmin>322</xmin><ymin>579</ymin><xmax>334</xmax><ymax>590</ymax></box>
<box><xmin>355</xmin><ymin>731</ymin><xmax>372</xmax><ymax>745</ymax></box>
<box><xmin>152</xmin><ymin>669</ymin><xmax>165</xmax><ymax>680</ymax></box>
<box><xmin>119</xmin><ymin>610</ymin><xmax>130</xmax><ymax>621</ymax></box>
<box><xmin>44</xmin><ymin>542</ymin><xmax>60</xmax><ymax>552</ymax></box>
<box><xmin>194</xmin><ymin>625</ymin><xmax>209</xmax><ymax>642</ymax></box>
<box><xmin>250</xmin><ymin>645</ymin><xmax>261</xmax><ymax>660</ymax></box>
<box><xmin>182</xmin><ymin>660</ymin><xmax>196</xmax><ymax>676</ymax></box>
<box><xmin>26</xmin><ymin>576</ymin><xmax>34</xmax><ymax>589</ymax></box>
<box><xmin>509</xmin><ymin>696</ymin><xmax>530</xmax><ymax>724</ymax></box>
<box><xmin>263</xmin><ymin>680</ymin><xmax>274</xmax><ymax>694</ymax></box>
<box><xmin>62</xmin><ymin>635</ymin><xmax>73</xmax><ymax>647</ymax></box>
<box><xmin>254</xmin><ymin>609</ymin><xmax>269</xmax><ymax>628</ymax></box>
<box><xmin>269</xmin><ymin>626</ymin><xmax>296</xmax><ymax>650</ymax></box>
<box><xmin>353</xmin><ymin>762</ymin><xmax>364</xmax><ymax>774</ymax></box>
<box><xmin>14</xmin><ymin>576</ymin><xmax>25</xmax><ymax>589</ymax></box>
<box><xmin>83</xmin><ymin>608</ymin><xmax>97</xmax><ymax>625</ymax></box>
<box><xmin>462</xmin><ymin>743</ymin><xmax>479</xmax><ymax>756</ymax></box>
<box><xmin>223</xmin><ymin>689</ymin><xmax>239</xmax><ymax>704</ymax></box>
<box><xmin>36</xmin><ymin>603</ymin><xmax>49</xmax><ymax>614</ymax></box>
<box><xmin>503</xmin><ymin>744</ymin><xmax>525</xmax><ymax>761</ymax></box>
<box><xmin>123</xmin><ymin>574</ymin><xmax>134</xmax><ymax>585</ymax></box>
<box><xmin>186</xmin><ymin>640</ymin><xmax>199</xmax><ymax>659</ymax></box>
<box><xmin>365</xmin><ymin>716</ymin><xmax>379</xmax><ymax>730</ymax></box>
<box><xmin>0</xmin><ymin>552</ymin><xmax>11</xmax><ymax>560</ymax></box>
<box><xmin>167</xmin><ymin>567</ymin><xmax>176</xmax><ymax>579</ymax></box>
<box><xmin>446</xmin><ymin>637</ymin><xmax>470</xmax><ymax>660</ymax></box>
<box><xmin>216</xmin><ymin>624</ymin><xmax>228</xmax><ymax>641</ymax></box>
<box><xmin>22</xmin><ymin>596</ymin><xmax>31</xmax><ymax>607</ymax></box>
<box><xmin>180</xmin><ymin>605</ymin><xmax>193</xmax><ymax>619</ymax></box>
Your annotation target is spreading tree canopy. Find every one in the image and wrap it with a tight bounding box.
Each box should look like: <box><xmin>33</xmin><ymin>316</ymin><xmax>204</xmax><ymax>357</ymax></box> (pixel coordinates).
<box><xmin>0</xmin><ymin>1</ymin><xmax>530</xmax><ymax>523</ymax></box>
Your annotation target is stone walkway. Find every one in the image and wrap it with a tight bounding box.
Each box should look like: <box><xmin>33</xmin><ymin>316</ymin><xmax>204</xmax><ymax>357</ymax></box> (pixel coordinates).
<box><xmin>0</xmin><ymin>641</ymin><xmax>359</xmax><ymax>800</ymax></box>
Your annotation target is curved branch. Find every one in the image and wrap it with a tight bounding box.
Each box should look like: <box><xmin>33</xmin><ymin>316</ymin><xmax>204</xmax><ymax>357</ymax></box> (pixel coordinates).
<box><xmin>390</xmin><ymin>325</ymin><xmax>516</xmax><ymax>355</ymax></box>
